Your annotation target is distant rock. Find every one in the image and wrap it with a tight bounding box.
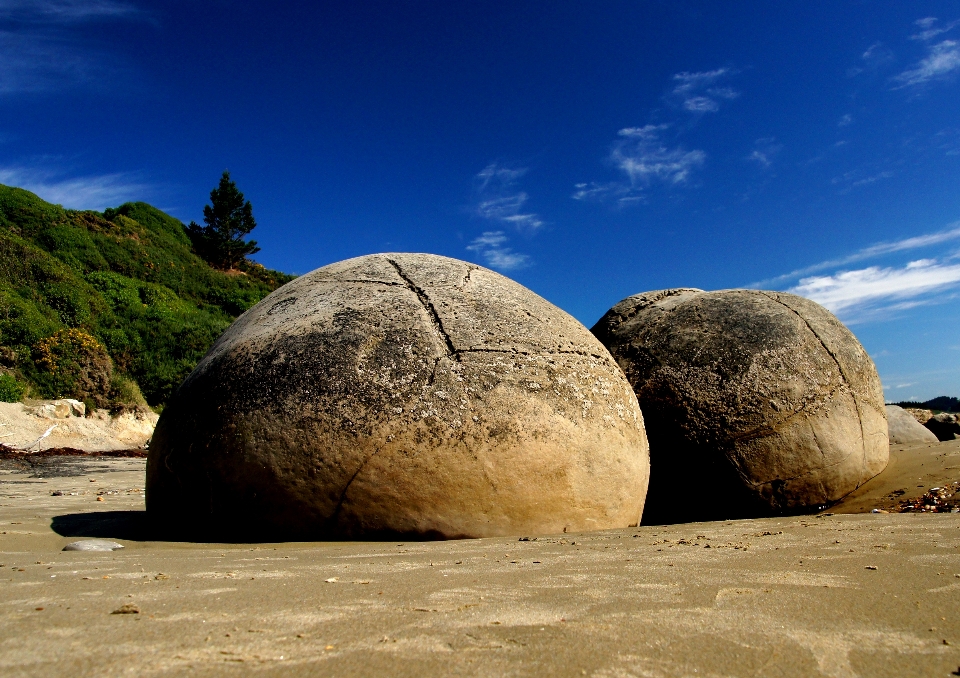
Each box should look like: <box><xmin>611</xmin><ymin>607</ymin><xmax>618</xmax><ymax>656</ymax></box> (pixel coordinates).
<box><xmin>903</xmin><ymin>408</ymin><xmax>934</xmax><ymax>425</ymax></box>
<box><xmin>885</xmin><ymin>405</ymin><xmax>938</xmax><ymax>445</ymax></box>
<box><xmin>593</xmin><ymin>288</ymin><xmax>888</xmax><ymax>524</ymax></box>
<box><xmin>0</xmin><ymin>401</ymin><xmax>156</xmax><ymax>452</ymax></box>
<box><xmin>924</xmin><ymin>412</ymin><xmax>960</xmax><ymax>441</ymax></box>
<box><xmin>147</xmin><ymin>253</ymin><xmax>650</xmax><ymax>539</ymax></box>
<box><xmin>29</xmin><ymin>399</ymin><xmax>85</xmax><ymax>419</ymax></box>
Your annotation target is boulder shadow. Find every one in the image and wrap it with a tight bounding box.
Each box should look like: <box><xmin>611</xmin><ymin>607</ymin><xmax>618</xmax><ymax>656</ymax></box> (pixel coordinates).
<box><xmin>50</xmin><ymin>512</ymin><xmax>288</xmax><ymax>543</ymax></box>
<box><xmin>52</xmin><ymin>511</ymin><xmax>154</xmax><ymax>542</ymax></box>
<box><xmin>51</xmin><ymin>511</ymin><xmax>473</xmax><ymax>543</ymax></box>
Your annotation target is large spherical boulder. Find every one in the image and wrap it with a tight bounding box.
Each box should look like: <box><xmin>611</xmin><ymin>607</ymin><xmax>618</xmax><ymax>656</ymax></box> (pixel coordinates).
<box><xmin>591</xmin><ymin>288</ymin><xmax>888</xmax><ymax>523</ymax></box>
<box><xmin>147</xmin><ymin>254</ymin><xmax>649</xmax><ymax>539</ymax></box>
<box><xmin>886</xmin><ymin>405</ymin><xmax>938</xmax><ymax>445</ymax></box>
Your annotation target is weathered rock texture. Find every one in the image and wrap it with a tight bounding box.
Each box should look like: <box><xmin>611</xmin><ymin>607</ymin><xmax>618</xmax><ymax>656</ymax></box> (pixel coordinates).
<box><xmin>592</xmin><ymin>289</ymin><xmax>888</xmax><ymax>524</ymax></box>
<box><xmin>904</xmin><ymin>408</ymin><xmax>934</xmax><ymax>425</ymax></box>
<box><xmin>147</xmin><ymin>254</ymin><xmax>649</xmax><ymax>539</ymax></box>
<box><xmin>885</xmin><ymin>405</ymin><xmax>939</xmax><ymax>445</ymax></box>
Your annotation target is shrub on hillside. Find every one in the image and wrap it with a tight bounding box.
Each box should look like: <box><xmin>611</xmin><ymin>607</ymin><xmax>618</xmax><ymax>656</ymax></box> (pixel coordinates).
<box><xmin>34</xmin><ymin>328</ymin><xmax>113</xmax><ymax>406</ymax></box>
<box><xmin>0</xmin><ymin>184</ymin><xmax>294</xmax><ymax>407</ymax></box>
<box><xmin>0</xmin><ymin>373</ymin><xmax>25</xmax><ymax>402</ymax></box>
<box><xmin>109</xmin><ymin>373</ymin><xmax>148</xmax><ymax>409</ymax></box>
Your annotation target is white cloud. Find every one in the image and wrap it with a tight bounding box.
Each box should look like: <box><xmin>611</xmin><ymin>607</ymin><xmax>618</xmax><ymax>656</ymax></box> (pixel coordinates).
<box><xmin>747</xmin><ymin>137</ymin><xmax>782</xmax><ymax>168</ymax></box>
<box><xmin>612</xmin><ymin>126</ymin><xmax>705</xmax><ymax>186</ymax></box>
<box><xmin>892</xmin><ymin>39</ymin><xmax>960</xmax><ymax>88</ymax></box>
<box><xmin>0</xmin><ymin>166</ymin><xmax>147</xmax><ymax>209</ymax></box>
<box><xmin>670</xmin><ymin>68</ymin><xmax>738</xmax><ymax>114</ymax></box>
<box><xmin>475</xmin><ymin>163</ymin><xmax>526</xmax><ymax>192</ymax></box>
<box><xmin>465</xmin><ymin>231</ymin><xmax>530</xmax><ymax>271</ymax></box>
<box><xmin>574</xmin><ymin>70</ymin><xmax>727</xmax><ymax>206</ymax></box>
<box><xmin>574</xmin><ymin>125</ymin><xmax>706</xmax><ymax>205</ymax></box>
<box><xmin>850</xmin><ymin>170</ymin><xmax>894</xmax><ymax>187</ymax></box>
<box><xmin>0</xmin><ymin>0</ymin><xmax>139</xmax><ymax>21</ymax></box>
<box><xmin>849</xmin><ymin>42</ymin><xmax>895</xmax><ymax>77</ymax></box>
<box><xmin>910</xmin><ymin>17</ymin><xmax>959</xmax><ymax>42</ymax></box>
<box><xmin>467</xmin><ymin>163</ymin><xmax>539</xmax><ymax>269</ymax></box>
<box><xmin>683</xmin><ymin>96</ymin><xmax>718</xmax><ymax>112</ymax></box>
<box><xmin>838</xmin><ymin>114</ymin><xmax>853</xmax><ymax>127</ymax></box>
<box><xmin>571</xmin><ymin>181</ymin><xmax>636</xmax><ymax>203</ymax></box>
<box><xmin>751</xmin><ymin>222</ymin><xmax>960</xmax><ymax>288</ymax></box>
<box><xmin>789</xmin><ymin>259</ymin><xmax>960</xmax><ymax>317</ymax></box>
<box><xmin>831</xmin><ymin>168</ymin><xmax>895</xmax><ymax>192</ymax></box>
<box><xmin>472</xmin><ymin>163</ymin><xmax>543</xmax><ymax>232</ymax></box>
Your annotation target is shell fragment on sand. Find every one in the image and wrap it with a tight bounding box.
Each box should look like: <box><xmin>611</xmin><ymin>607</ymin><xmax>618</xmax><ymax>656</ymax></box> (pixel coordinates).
<box><xmin>62</xmin><ymin>540</ymin><xmax>125</xmax><ymax>552</ymax></box>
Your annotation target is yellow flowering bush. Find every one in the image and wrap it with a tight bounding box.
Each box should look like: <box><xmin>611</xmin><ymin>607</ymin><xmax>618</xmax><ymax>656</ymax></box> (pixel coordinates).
<box><xmin>34</xmin><ymin>328</ymin><xmax>113</xmax><ymax>406</ymax></box>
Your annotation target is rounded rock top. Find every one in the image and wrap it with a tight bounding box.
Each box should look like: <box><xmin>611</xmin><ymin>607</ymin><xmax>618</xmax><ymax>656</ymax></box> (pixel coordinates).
<box><xmin>147</xmin><ymin>253</ymin><xmax>649</xmax><ymax>539</ymax></box>
<box><xmin>592</xmin><ymin>288</ymin><xmax>887</xmax><ymax>523</ymax></box>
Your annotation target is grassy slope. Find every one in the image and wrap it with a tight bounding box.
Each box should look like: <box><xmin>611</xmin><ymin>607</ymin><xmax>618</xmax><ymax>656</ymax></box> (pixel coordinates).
<box><xmin>0</xmin><ymin>184</ymin><xmax>294</xmax><ymax>406</ymax></box>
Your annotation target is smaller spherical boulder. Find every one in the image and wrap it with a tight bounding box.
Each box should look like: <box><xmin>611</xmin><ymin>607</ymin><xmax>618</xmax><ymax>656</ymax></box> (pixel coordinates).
<box><xmin>592</xmin><ymin>288</ymin><xmax>888</xmax><ymax>523</ymax></box>
<box><xmin>886</xmin><ymin>405</ymin><xmax>938</xmax><ymax>445</ymax></box>
<box><xmin>147</xmin><ymin>253</ymin><xmax>649</xmax><ymax>539</ymax></box>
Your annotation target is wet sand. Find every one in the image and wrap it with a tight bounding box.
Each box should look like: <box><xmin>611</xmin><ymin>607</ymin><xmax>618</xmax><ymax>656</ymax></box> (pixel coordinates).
<box><xmin>1</xmin><ymin>442</ymin><xmax>959</xmax><ymax>677</ymax></box>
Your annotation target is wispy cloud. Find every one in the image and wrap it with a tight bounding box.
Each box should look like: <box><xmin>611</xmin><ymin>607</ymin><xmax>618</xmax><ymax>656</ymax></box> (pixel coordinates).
<box><xmin>747</xmin><ymin>137</ymin><xmax>782</xmax><ymax>168</ymax></box>
<box><xmin>670</xmin><ymin>68</ymin><xmax>738</xmax><ymax>114</ymax></box>
<box><xmin>466</xmin><ymin>163</ymin><xmax>541</xmax><ymax>270</ymax></box>
<box><xmin>891</xmin><ymin>18</ymin><xmax>960</xmax><ymax>88</ymax></box>
<box><xmin>0</xmin><ymin>0</ymin><xmax>139</xmax><ymax>21</ymax></box>
<box><xmin>788</xmin><ymin>259</ymin><xmax>960</xmax><ymax>318</ymax></box>
<box><xmin>575</xmin><ymin>68</ymin><xmax>732</xmax><ymax>206</ymax></box>
<box><xmin>473</xmin><ymin>163</ymin><xmax>543</xmax><ymax>232</ymax></box>
<box><xmin>0</xmin><ymin>166</ymin><xmax>147</xmax><ymax>209</ymax></box>
<box><xmin>0</xmin><ymin>0</ymin><xmax>143</xmax><ymax>94</ymax></box>
<box><xmin>910</xmin><ymin>17</ymin><xmax>959</xmax><ymax>42</ymax></box>
<box><xmin>614</xmin><ymin>125</ymin><xmax>705</xmax><ymax>184</ymax></box>
<box><xmin>465</xmin><ymin>231</ymin><xmax>530</xmax><ymax>271</ymax></box>
<box><xmin>574</xmin><ymin>124</ymin><xmax>706</xmax><ymax>205</ymax></box>
<box><xmin>751</xmin><ymin>222</ymin><xmax>960</xmax><ymax>288</ymax></box>
<box><xmin>893</xmin><ymin>39</ymin><xmax>960</xmax><ymax>88</ymax></box>
<box><xmin>830</xmin><ymin>168</ymin><xmax>895</xmax><ymax>193</ymax></box>
<box><xmin>838</xmin><ymin>114</ymin><xmax>853</xmax><ymax>127</ymax></box>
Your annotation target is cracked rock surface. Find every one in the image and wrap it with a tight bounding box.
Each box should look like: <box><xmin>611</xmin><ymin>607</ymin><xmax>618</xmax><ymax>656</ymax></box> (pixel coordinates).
<box><xmin>592</xmin><ymin>288</ymin><xmax>887</xmax><ymax>524</ymax></box>
<box><xmin>147</xmin><ymin>254</ymin><xmax>649</xmax><ymax>539</ymax></box>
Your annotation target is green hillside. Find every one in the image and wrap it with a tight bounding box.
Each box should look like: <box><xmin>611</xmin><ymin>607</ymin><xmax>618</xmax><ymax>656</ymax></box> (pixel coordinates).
<box><xmin>0</xmin><ymin>184</ymin><xmax>294</xmax><ymax>408</ymax></box>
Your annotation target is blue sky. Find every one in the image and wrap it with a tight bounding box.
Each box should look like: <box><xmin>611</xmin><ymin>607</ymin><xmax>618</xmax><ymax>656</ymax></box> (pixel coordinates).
<box><xmin>2</xmin><ymin>1</ymin><xmax>959</xmax><ymax>401</ymax></box>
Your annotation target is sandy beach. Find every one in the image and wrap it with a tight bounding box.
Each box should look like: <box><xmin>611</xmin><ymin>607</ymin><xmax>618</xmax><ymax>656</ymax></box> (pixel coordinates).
<box><xmin>1</xmin><ymin>440</ymin><xmax>959</xmax><ymax>677</ymax></box>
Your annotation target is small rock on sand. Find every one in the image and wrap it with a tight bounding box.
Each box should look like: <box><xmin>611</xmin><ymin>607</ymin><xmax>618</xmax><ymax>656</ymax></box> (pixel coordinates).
<box><xmin>62</xmin><ymin>540</ymin><xmax>125</xmax><ymax>552</ymax></box>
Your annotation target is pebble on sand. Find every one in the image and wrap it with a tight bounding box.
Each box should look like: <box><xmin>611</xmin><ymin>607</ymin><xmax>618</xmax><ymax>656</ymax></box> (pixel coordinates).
<box><xmin>111</xmin><ymin>604</ymin><xmax>140</xmax><ymax>614</ymax></box>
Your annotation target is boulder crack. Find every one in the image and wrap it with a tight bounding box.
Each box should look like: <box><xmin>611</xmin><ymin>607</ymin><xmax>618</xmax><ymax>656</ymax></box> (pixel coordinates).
<box><xmin>758</xmin><ymin>291</ymin><xmax>868</xmax><ymax>486</ymax></box>
<box><xmin>456</xmin><ymin>347</ymin><xmax>607</xmax><ymax>360</ymax></box>
<box><xmin>331</xmin><ymin>445</ymin><xmax>383</xmax><ymax>522</ymax></box>
<box><xmin>387</xmin><ymin>259</ymin><xmax>458</xmax><ymax>357</ymax></box>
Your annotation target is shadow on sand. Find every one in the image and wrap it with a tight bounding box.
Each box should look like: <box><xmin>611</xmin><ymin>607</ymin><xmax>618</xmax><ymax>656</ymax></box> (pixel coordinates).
<box><xmin>51</xmin><ymin>511</ymin><xmax>470</xmax><ymax>544</ymax></box>
<box><xmin>51</xmin><ymin>511</ymin><xmax>293</xmax><ymax>543</ymax></box>
<box><xmin>52</xmin><ymin>511</ymin><xmax>157</xmax><ymax>542</ymax></box>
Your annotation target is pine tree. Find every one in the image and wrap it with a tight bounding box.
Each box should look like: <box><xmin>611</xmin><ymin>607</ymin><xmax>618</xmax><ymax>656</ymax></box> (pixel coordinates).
<box><xmin>186</xmin><ymin>171</ymin><xmax>261</xmax><ymax>269</ymax></box>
